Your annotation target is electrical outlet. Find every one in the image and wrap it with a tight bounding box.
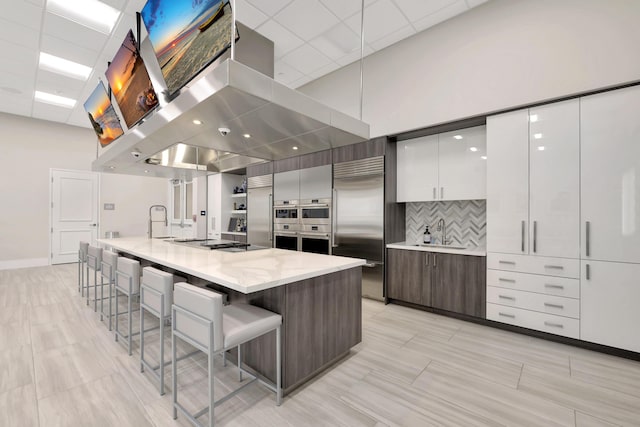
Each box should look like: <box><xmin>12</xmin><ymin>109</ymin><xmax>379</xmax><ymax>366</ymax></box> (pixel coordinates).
<box><xmin>104</xmin><ymin>203</ymin><xmax>115</xmax><ymax>210</ymax></box>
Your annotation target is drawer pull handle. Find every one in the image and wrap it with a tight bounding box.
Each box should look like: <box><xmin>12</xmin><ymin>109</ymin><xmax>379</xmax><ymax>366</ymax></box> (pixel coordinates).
<box><xmin>499</xmin><ymin>260</ymin><xmax>516</xmax><ymax>265</ymax></box>
<box><xmin>498</xmin><ymin>312</ymin><xmax>516</xmax><ymax>319</ymax></box>
<box><xmin>544</xmin><ymin>321</ymin><xmax>564</xmax><ymax>328</ymax></box>
<box><xmin>544</xmin><ymin>303</ymin><xmax>564</xmax><ymax>309</ymax></box>
<box><xmin>499</xmin><ymin>295</ymin><xmax>516</xmax><ymax>301</ymax></box>
<box><xmin>544</xmin><ymin>265</ymin><xmax>564</xmax><ymax>270</ymax></box>
<box><xmin>544</xmin><ymin>284</ymin><xmax>564</xmax><ymax>289</ymax></box>
<box><xmin>499</xmin><ymin>278</ymin><xmax>516</xmax><ymax>283</ymax></box>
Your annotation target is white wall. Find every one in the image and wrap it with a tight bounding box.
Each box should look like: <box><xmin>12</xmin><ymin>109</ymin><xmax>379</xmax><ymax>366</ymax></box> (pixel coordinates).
<box><xmin>300</xmin><ymin>0</ymin><xmax>640</xmax><ymax>137</ymax></box>
<box><xmin>0</xmin><ymin>112</ymin><xmax>168</xmax><ymax>268</ymax></box>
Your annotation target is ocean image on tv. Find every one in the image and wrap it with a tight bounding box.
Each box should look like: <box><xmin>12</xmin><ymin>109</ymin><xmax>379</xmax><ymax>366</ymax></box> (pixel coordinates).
<box><xmin>105</xmin><ymin>30</ymin><xmax>159</xmax><ymax>129</ymax></box>
<box><xmin>141</xmin><ymin>0</ymin><xmax>233</xmax><ymax>96</ymax></box>
<box><xmin>83</xmin><ymin>82</ymin><xmax>124</xmax><ymax>147</ymax></box>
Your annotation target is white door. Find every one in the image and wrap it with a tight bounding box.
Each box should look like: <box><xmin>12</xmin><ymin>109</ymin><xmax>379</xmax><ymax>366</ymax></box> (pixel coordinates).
<box><xmin>396</xmin><ymin>135</ymin><xmax>439</xmax><ymax>202</ymax></box>
<box><xmin>581</xmin><ymin>260</ymin><xmax>640</xmax><ymax>353</ymax></box>
<box><xmin>581</xmin><ymin>86</ymin><xmax>640</xmax><ymax>263</ymax></box>
<box><xmin>487</xmin><ymin>109</ymin><xmax>530</xmax><ymax>254</ymax></box>
<box><xmin>438</xmin><ymin>125</ymin><xmax>487</xmax><ymax>201</ymax></box>
<box><xmin>51</xmin><ymin>169</ymin><xmax>99</xmax><ymax>264</ymax></box>
<box><xmin>529</xmin><ymin>99</ymin><xmax>580</xmax><ymax>258</ymax></box>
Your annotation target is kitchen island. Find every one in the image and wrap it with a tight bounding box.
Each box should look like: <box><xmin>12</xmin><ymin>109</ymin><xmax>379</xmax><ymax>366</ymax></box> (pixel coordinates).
<box><xmin>99</xmin><ymin>237</ymin><xmax>364</xmax><ymax>394</ymax></box>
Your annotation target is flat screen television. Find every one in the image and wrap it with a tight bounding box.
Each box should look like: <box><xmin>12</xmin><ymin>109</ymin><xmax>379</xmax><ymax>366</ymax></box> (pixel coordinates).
<box><xmin>105</xmin><ymin>30</ymin><xmax>159</xmax><ymax>129</ymax></box>
<box><xmin>141</xmin><ymin>0</ymin><xmax>237</xmax><ymax>97</ymax></box>
<box><xmin>83</xmin><ymin>82</ymin><xmax>124</xmax><ymax>147</ymax></box>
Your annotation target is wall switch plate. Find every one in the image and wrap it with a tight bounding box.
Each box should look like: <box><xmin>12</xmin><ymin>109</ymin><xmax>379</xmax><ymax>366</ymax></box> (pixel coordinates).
<box><xmin>104</xmin><ymin>203</ymin><xmax>115</xmax><ymax>210</ymax></box>
<box><xmin>200</xmin><ymin>210</ymin><xmax>206</xmax><ymax>216</ymax></box>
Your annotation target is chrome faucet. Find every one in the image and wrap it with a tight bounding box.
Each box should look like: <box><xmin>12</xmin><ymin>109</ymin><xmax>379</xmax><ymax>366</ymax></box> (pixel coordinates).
<box><xmin>148</xmin><ymin>205</ymin><xmax>168</xmax><ymax>239</ymax></box>
<box><xmin>437</xmin><ymin>218</ymin><xmax>449</xmax><ymax>245</ymax></box>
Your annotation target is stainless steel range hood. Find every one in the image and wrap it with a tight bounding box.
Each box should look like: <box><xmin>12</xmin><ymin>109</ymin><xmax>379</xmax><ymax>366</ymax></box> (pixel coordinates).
<box><xmin>92</xmin><ymin>24</ymin><xmax>369</xmax><ymax>179</ymax></box>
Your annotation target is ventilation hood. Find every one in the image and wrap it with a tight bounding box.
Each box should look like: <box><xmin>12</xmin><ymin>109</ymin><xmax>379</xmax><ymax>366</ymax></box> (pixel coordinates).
<box><xmin>92</xmin><ymin>25</ymin><xmax>369</xmax><ymax>179</ymax></box>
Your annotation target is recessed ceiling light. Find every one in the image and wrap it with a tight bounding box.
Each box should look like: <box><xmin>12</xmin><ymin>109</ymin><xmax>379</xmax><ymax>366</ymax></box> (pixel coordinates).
<box><xmin>243</xmin><ymin>134</ymin><xmax>251</xmax><ymax>139</ymax></box>
<box><xmin>469</xmin><ymin>146</ymin><xmax>478</xmax><ymax>152</ymax></box>
<box><xmin>39</xmin><ymin>52</ymin><xmax>92</xmax><ymax>80</ymax></box>
<box><xmin>144</xmin><ymin>170</ymin><xmax>149</xmax><ymax>173</ymax></box>
<box><xmin>534</xmin><ymin>133</ymin><xmax>543</xmax><ymax>139</ymax></box>
<box><xmin>453</xmin><ymin>135</ymin><xmax>463</xmax><ymax>140</ymax></box>
<box><xmin>47</xmin><ymin>0</ymin><xmax>121</xmax><ymax>35</ymax></box>
<box><xmin>481</xmin><ymin>156</ymin><xmax>487</xmax><ymax>160</ymax></box>
<box><xmin>529</xmin><ymin>114</ymin><xmax>539</xmax><ymax>122</ymax></box>
<box><xmin>192</xmin><ymin>119</ymin><xmax>202</xmax><ymax>125</ymax></box>
<box><xmin>224</xmin><ymin>152</ymin><xmax>230</xmax><ymax>155</ymax></box>
<box><xmin>537</xmin><ymin>146</ymin><xmax>545</xmax><ymax>151</ymax></box>
<box><xmin>34</xmin><ymin>90</ymin><xmax>76</xmax><ymax>108</ymax></box>
<box><xmin>292</xmin><ymin>146</ymin><xmax>298</xmax><ymax>150</ymax></box>
<box><xmin>109</xmin><ymin>166</ymin><xmax>115</xmax><ymax>169</ymax></box>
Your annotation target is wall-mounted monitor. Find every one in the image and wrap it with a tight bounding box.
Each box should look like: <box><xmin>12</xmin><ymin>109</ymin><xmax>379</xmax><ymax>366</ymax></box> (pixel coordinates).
<box><xmin>105</xmin><ymin>30</ymin><xmax>159</xmax><ymax>129</ymax></box>
<box><xmin>141</xmin><ymin>0</ymin><xmax>236</xmax><ymax>97</ymax></box>
<box><xmin>83</xmin><ymin>82</ymin><xmax>124</xmax><ymax>147</ymax></box>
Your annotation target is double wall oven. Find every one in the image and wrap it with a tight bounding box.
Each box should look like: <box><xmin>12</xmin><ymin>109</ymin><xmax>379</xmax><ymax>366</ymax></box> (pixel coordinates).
<box><xmin>273</xmin><ymin>198</ymin><xmax>332</xmax><ymax>255</ymax></box>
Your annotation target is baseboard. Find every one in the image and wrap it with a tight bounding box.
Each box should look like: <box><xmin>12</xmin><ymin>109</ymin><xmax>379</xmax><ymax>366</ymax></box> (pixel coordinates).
<box><xmin>0</xmin><ymin>258</ymin><xmax>49</xmax><ymax>270</ymax></box>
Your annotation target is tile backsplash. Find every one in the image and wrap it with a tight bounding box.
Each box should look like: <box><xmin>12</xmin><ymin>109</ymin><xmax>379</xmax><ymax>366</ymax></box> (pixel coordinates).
<box><xmin>405</xmin><ymin>200</ymin><xmax>486</xmax><ymax>248</ymax></box>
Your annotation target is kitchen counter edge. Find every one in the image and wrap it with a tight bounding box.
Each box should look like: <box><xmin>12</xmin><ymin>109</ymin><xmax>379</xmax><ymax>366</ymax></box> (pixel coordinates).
<box><xmin>386</xmin><ymin>242</ymin><xmax>487</xmax><ymax>257</ymax></box>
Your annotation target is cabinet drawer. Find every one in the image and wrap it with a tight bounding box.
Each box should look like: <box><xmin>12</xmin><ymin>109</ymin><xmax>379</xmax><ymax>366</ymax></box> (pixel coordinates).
<box><xmin>487</xmin><ymin>269</ymin><xmax>580</xmax><ymax>298</ymax></box>
<box><xmin>487</xmin><ymin>303</ymin><xmax>579</xmax><ymax>339</ymax></box>
<box><xmin>487</xmin><ymin>253</ymin><xmax>579</xmax><ymax>278</ymax></box>
<box><xmin>487</xmin><ymin>286</ymin><xmax>579</xmax><ymax>319</ymax></box>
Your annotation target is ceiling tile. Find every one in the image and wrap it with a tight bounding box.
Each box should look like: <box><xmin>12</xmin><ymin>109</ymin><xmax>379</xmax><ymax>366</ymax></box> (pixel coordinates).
<box><xmin>274</xmin><ymin>0</ymin><xmax>340</xmax><ymax>41</ymax></box>
<box><xmin>101</xmin><ymin>0</ymin><xmax>127</xmax><ymax>10</ymax></box>
<box><xmin>0</xmin><ymin>95</ymin><xmax>33</xmax><ymax>117</ymax></box>
<box><xmin>281</xmin><ymin>44</ymin><xmax>333</xmax><ymax>75</ymax></box>
<box><xmin>2</xmin><ymin>0</ymin><xmax>43</xmax><ymax>31</ymax></box>
<box><xmin>0</xmin><ymin>40</ymin><xmax>39</xmax><ymax>75</ymax></box>
<box><xmin>36</xmin><ymin>69</ymin><xmax>87</xmax><ymax>100</ymax></box>
<box><xmin>124</xmin><ymin>0</ymin><xmax>148</xmax><ymax>15</ymax></box>
<box><xmin>308</xmin><ymin>62</ymin><xmax>341</xmax><ymax>80</ymax></box>
<box><xmin>345</xmin><ymin>0</ymin><xmax>409</xmax><ymax>44</ymax></box>
<box><xmin>246</xmin><ymin>0</ymin><xmax>293</xmax><ymax>17</ymax></box>
<box><xmin>40</xmin><ymin>34</ymin><xmax>100</xmax><ymax>68</ymax></box>
<box><xmin>274</xmin><ymin>61</ymin><xmax>304</xmax><ymax>85</ymax></box>
<box><xmin>24</xmin><ymin>0</ymin><xmax>45</xmax><ymax>7</ymax></box>
<box><xmin>67</xmin><ymin>103</ymin><xmax>93</xmax><ymax>128</ymax></box>
<box><xmin>465</xmin><ymin>0</ymin><xmax>488</xmax><ymax>7</ymax></box>
<box><xmin>392</xmin><ymin>0</ymin><xmax>458</xmax><ymax>23</ymax></box>
<box><xmin>413</xmin><ymin>0</ymin><xmax>468</xmax><ymax>32</ymax></box>
<box><xmin>309</xmin><ymin>23</ymin><xmax>362</xmax><ymax>61</ymax></box>
<box><xmin>0</xmin><ymin>17</ymin><xmax>40</xmax><ymax>50</ymax></box>
<box><xmin>42</xmin><ymin>12</ymin><xmax>110</xmax><ymax>52</ymax></box>
<box><xmin>290</xmin><ymin>75</ymin><xmax>313</xmax><ymax>89</ymax></box>
<box><xmin>335</xmin><ymin>45</ymin><xmax>374</xmax><ymax>67</ymax></box>
<box><xmin>319</xmin><ymin>0</ymin><xmax>377</xmax><ymax>20</ymax></box>
<box><xmin>236</xmin><ymin>0</ymin><xmax>269</xmax><ymax>29</ymax></box>
<box><xmin>0</xmin><ymin>69</ymin><xmax>35</xmax><ymax>95</ymax></box>
<box><xmin>32</xmin><ymin>101</ymin><xmax>73</xmax><ymax>122</ymax></box>
<box><xmin>255</xmin><ymin>20</ymin><xmax>304</xmax><ymax>59</ymax></box>
<box><xmin>370</xmin><ymin>24</ymin><xmax>415</xmax><ymax>51</ymax></box>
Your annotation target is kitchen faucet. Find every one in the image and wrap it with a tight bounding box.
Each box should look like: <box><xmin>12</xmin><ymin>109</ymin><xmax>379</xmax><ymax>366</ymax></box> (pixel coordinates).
<box><xmin>148</xmin><ymin>205</ymin><xmax>168</xmax><ymax>239</ymax></box>
<box><xmin>437</xmin><ymin>218</ymin><xmax>449</xmax><ymax>245</ymax></box>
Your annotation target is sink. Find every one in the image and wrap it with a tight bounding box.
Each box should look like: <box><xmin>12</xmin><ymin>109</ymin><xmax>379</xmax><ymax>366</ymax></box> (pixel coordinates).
<box><xmin>414</xmin><ymin>244</ymin><xmax>467</xmax><ymax>250</ymax></box>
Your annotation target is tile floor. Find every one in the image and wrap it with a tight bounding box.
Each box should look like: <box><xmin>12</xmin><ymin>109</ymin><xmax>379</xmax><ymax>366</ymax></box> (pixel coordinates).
<box><xmin>1</xmin><ymin>264</ymin><xmax>640</xmax><ymax>426</ymax></box>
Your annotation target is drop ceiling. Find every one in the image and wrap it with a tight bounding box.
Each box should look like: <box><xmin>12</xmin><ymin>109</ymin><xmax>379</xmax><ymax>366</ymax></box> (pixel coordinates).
<box><xmin>0</xmin><ymin>0</ymin><xmax>487</xmax><ymax>129</ymax></box>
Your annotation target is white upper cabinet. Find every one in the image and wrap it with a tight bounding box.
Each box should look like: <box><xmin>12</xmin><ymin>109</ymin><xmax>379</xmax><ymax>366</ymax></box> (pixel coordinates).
<box><xmin>487</xmin><ymin>110</ymin><xmax>530</xmax><ymax>254</ymax></box>
<box><xmin>581</xmin><ymin>85</ymin><xmax>640</xmax><ymax>263</ymax></box>
<box><xmin>529</xmin><ymin>100</ymin><xmax>580</xmax><ymax>259</ymax></box>
<box><xmin>397</xmin><ymin>135</ymin><xmax>438</xmax><ymax>202</ymax></box>
<box><xmin>439</xmin><ymin>126</ymin><xmax>487</xmax><ymax>201</ymax></box>
<box><xmin>396</xmin><ymin>126</ymin><xmax>486</xmax><ymax>203</ymax></box>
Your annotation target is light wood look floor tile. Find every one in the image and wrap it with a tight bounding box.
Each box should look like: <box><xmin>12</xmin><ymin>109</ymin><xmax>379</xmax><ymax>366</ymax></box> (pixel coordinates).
<box><xmin>30</xmin><ymin>317</ymin><xmax>96</xmax><ymax>354</ymax></box>
<box><xmin>0</xmin><ymin>345</ymin><xmax>34</xmax><ymax>395</ymax></box>
<box><xmin>575</xmin><ymin>411</ymin><xmax>622</xmax><ymax>427</ymax></box>
<box><xmin>0</xmin><ymin>283</ymin><xmax>29</xmax><ymax>306</ymax></box>
<box><xmin>0</xmin><ymin>384</ymin><xmax>39</xmax><ymax>427</ymax></box>
<box><xmin>0</xmin><ymin>304</ymin><xmax>30</xmax><ymax>325</ymax></box>
<box><xmin>0</xmin><ymin>321</ymin><xmax>31</xmax><ymax>352</ymax></box>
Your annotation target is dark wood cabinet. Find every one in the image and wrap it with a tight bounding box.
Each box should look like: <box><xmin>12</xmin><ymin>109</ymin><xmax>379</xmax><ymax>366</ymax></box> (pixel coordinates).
<box><xmin>387</xmin><ymin>249</ymin><xmax>486</xmax><ymax>318</ymax></box>
<box><xmin>332</xmin><ymin>137</ymin><xmax>386</xmax><ymax>164</ymax></box>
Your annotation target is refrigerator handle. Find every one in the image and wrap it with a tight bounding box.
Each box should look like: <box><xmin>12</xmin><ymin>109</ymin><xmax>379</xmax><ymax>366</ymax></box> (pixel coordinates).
<box><xmin>268</xmin><ymin>193</ymin><xmax>273</xmax><ymax>242</ymax></box>
<box><xmin>332</xmin><ymin>188</ymin><xmax>338</xmax><ymax>248</ymax></box>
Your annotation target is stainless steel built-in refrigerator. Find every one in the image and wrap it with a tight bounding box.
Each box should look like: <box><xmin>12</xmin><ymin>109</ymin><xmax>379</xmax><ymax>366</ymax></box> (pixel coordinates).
<box><xmin>333</xmin><ymin>157</ymin><xmax>385</xmax><ymax>300</ymax></box>
<box><xmin>247</xmin><ymin>174</ymin><xmax>273</xmax><ymax>248</ymax></box>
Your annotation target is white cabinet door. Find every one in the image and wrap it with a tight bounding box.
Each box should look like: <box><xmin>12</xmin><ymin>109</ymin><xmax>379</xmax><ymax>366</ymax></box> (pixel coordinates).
<box><xmin>581</xmin><ymin>86</ymin><xmax>640</xmax><ymax>263</ymax></box>
<box><xmin>207</xmin><ymin>174</ymin><xmax>222</xmax><ymax>238</ymax></box>
<box><xmin>438</xmin><ymin>126</ymin><xmax>487</xmax><ymax>201</ymax></box>
<box><xmin>273</xmin><ymin>170</ymin><xmax>300</xmax><ymax>202</ymax></box>
<box><xmin>529</xmin><ymin>99</ymin><xmax>580</xmax><ymax>258</ymax></box>
<box><xmin>396</xmin><ymin>135</ymin><xmax>438</xmax><ymax>202</ymax></box>
<box><xmin>487</xmin><ymin>110</ymin><xmax>529</xmax><ymax>254</ymax></box>
<box><xmin>581</xmin><ymin>260</ymin><xmax>640</xmax><ymax>353</ymax></box>
<box><xmin>299</xmin><ymin>165</ymin><xmax>332</xmax><ymax>199</ymax></box>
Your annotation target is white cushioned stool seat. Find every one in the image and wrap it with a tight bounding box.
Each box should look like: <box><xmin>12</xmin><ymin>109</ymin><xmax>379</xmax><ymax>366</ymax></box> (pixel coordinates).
<box><xmin>116</xmin><ymin>257</ymin><xmax>141</xmax><ymax>294</ymax></box>
<box><xmin>173</xmin><ymin>282</ymin><xmax>224</xmax><ymax>352</ymax></box>
<box><xmin>100</xmin><ymin>251</ymin><xmax>118</xmax><ymax>330</ymax></box>
<box><xmin>141</xmin><ymin>267</ymin><xmax>185</xmax><ymax>317</ymax></box>
<box><xmin>223</xmin><ymin>303</ymin><xmax>282</xmax><ymax>349</ymax></box>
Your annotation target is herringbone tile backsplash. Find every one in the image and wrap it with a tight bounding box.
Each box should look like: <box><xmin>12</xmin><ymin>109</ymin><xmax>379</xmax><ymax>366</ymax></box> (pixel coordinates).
<box><xmin>405</xmin><ymin>200</ymin><xmax>486</xmax><ymax>248</ymax></box>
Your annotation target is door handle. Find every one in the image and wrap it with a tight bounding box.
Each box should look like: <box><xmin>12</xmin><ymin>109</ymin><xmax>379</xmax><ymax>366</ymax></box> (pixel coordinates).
<box><xmin>533</xmin><ymin>220</ymin><xmax>537</xmax><ymax>253</ymax></box>
<box><xmin>268</xmin><ymin>193</ymin><xmax>273</xmax><ymax>242</ymax></box>
<box><xmin>432</xmin><ymin>187</ymin><xmax>436</xmax><ymax>199</ymax></box>
<box><xmin>332</xmin><ymin>189</ymin><xmax>338</xmax><ymax>248</ymax></box>
<box><xmin>585</xmin><ymin>221</ymin><xmax>591</xmax><ymax>257</ymax></box>
<box><xmin>440</xmin><ymin>187</ymin><xmax>444</xmax><ymax>199</ymax></box>
<box><xmin>521</xmin><ymin>220</ymin><xmax>525</xmax><ymax>252</ymax></box>
<box><xmin>90</xmin><ymin>224</ymin><xmax>97</xmax><ymax>227</ymax></box>
<box><xmin>585</xmin><ymin>263</ymin><xmax>591</xmax><ymax>280</ymax></box>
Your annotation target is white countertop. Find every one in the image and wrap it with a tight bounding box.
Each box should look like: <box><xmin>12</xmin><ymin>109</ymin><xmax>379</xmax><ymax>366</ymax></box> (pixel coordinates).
<box><xmin>98</xmin><ymin>237</ymin><xmax>365</xmax><ymax>294</ymax></box>
<box><xmin>386</xmin><ymin>242</ymin><xmax>486</xmax><ymax>257</ymax></box>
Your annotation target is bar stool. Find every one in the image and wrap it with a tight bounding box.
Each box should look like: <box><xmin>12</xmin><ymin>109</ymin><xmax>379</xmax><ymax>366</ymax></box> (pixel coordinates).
<box><xmin>114</xmin><ymin>257</ymin><xmax>141</xmax><ymax>356</ymax></box>
<box><xmin>78</xmin><ymin>241</ymin><xmax>89</xmax><ymax>296</ymax></box>
<box><xmin>172</xmin><ymin>282</ymin><xmax>282</xmax><ymax>427</ymax></box>
<box><xmin>100</xmin><ymin>251</ymin><xmax>118</xmax><ymax>330</ymax></box>
<box><xmin>139</xmin><ymin>267</ymin><xmax>189</xmax><ymax>395</ymax></box>
<box><xmin>86</xmin><ymin>245</ymin><xmax>103</xmax><ymax>311</ymax></box>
